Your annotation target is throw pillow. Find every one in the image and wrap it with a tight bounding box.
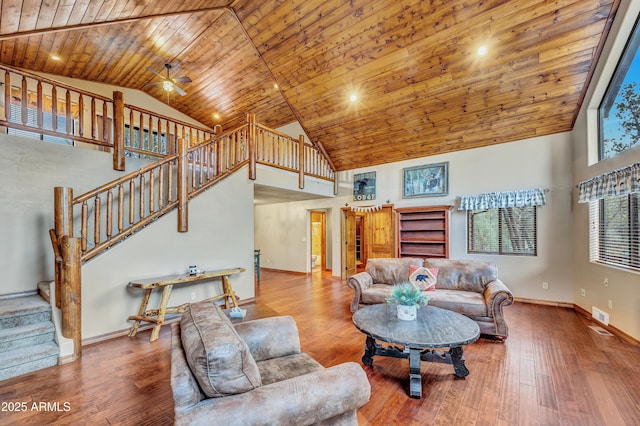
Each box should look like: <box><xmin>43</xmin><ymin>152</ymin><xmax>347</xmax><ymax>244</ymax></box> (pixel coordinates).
<box><xmin>409</xmin><ymin>265</ymin><xmax>439</xmax><ymax>291</ymax></box>
<box><xmin>180</xmin><ymin>300</ymin><xmax>262</xmax><ymax>398</ymax></box>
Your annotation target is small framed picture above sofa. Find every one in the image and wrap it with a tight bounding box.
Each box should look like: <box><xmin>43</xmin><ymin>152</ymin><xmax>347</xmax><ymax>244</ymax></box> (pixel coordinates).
<box><xmin>402</xmin><ymin>162</ymin><xmax>448</xmax><ymax>198</ymax></box>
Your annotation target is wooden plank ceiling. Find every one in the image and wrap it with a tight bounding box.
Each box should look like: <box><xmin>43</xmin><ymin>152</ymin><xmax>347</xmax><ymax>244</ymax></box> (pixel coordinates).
<box><xmin>0</xmin><ymin>0</ymin><xmax>618</xmax><ymax>171</ymax></box>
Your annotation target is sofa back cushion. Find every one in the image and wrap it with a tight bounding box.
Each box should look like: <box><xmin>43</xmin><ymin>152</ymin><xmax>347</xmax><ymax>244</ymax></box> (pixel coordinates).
<box><xmin>423</xmin><ymin>259</ymin><xmax>497</xmax><ymax>293</ymax></box>
<box><xmin>365</xmin><ymin>258</ymin><xmax>424</xmax><ymax>285</ymax></box>
<box><xmin>180</xmin><ymin>301</ymin><xmax>262</xmax><ymax>398</ymax></box>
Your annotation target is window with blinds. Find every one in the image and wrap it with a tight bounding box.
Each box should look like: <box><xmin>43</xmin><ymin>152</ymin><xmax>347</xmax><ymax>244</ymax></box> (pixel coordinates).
<box><xmin>467</xmin><ymin>206</ymin><xmax>537</xmax><ymax>256</ymax></box>
<box><xmin>589</xmin><ymin>194</ymin><xmax>640</xmax><ymax>272</ymax></box>
<box><xmin>7</xmin><ymin>103</ymin><xmax>73</xmax><ymax>146</ymax></box>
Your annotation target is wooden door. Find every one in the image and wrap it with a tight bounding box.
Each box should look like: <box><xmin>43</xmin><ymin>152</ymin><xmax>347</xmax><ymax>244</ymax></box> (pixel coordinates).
<box><xmin>342</xmin><ymin>208</ymin><xmax>357</xmax><ymax>279</ymax></box>
<box><xmin>366</xmin><ymin>205</ymin><xmax>395</xmax><ymax>259</ymax></box>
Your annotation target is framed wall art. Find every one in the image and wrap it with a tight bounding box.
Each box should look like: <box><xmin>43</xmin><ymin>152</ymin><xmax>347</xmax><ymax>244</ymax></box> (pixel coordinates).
<box><xmin>353</xmin><ymin>172</ymin><xmax>376</xmax><ymax>201</ymax></box>
<box><xmin>402</xmin><ymin>162</ymin><xmax>448</xmax><ymax>198</ymax></box>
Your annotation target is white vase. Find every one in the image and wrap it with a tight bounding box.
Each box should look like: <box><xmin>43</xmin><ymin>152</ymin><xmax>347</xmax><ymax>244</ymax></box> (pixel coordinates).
<box><xmin>397</xmin><ymin>304</ymin><xmax>417</xmax><ymax>321</ymax></box>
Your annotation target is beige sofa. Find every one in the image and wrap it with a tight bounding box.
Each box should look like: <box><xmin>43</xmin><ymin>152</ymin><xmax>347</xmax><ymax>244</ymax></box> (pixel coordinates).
<box><xmin>171</xmin><ymin>301</ymin><xmax>371</xmax><ymax>426</ymax></box>
<box><xmin>347</xmin><ymin>258</ymin><xmax>514</xmax><ymax>339</ymax></box>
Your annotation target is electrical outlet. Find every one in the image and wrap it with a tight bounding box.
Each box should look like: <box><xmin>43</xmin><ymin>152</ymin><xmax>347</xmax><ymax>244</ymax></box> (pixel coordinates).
<box><xmin>581</xmin><ymin>288</ymin><xmax>586</xmax><ymax>297</ymax></box>
<box><xmin>542</xmin><ymin>282</ymin><xmax>548</xmax><ymax>290</ymax></box>
<box><xmin>608</xmin><ymin>300</ymin><xmax>613</xmax><ymax>310</ymax></box>
<box><xmin>191</xmin><ymin>292</ymin><xmax>197</xmax><ymax>301</ymax></box>
<box><xmin>604</xmin><ymin>277</ymin><xmax>609</xmax><ymax>287</ymax></box>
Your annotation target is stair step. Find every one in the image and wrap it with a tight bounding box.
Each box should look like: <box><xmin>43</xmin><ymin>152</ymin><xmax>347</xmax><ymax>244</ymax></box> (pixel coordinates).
<box><xmin>0</xmin><ymin>322</ymin><xmax>56</xmax><ymax>353</ymax></box>
<box><xmin>0</xmin><ymin>295</ymin><xmax>51</xmax><ymax>329</ymax></box>
<box><xmin>0</xmin><ymin>341</ymin><xmax>59</xmax><ymax>382</ymax></box>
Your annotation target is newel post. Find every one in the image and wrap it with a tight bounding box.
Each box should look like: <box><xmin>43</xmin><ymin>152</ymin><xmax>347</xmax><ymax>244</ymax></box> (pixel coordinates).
<box><xmin>247</xmin><ymin>113</ymin><xmax>256</xmax><ymax>180</ymax></box>
<box><xmin>298</xmin><ymin>135</ymin><xmax>305</xmax><ymax>189</ymax></box>
<box><xmin>54</xmin><ymin>187</ymin><xmax>73</xmax><ymax>309</ymax></box>
<box><xmin>60</xmin><ymin>235</ymin><xmax>82</xmax><ymax>360</ymax></box>
<box><xmin>177</xmin><ymin>137</ymin><xmax>188</xmax><ymax>232</ymax></box>
<box><xmin>112</xmin><ymin>91</ymin><xmax>125</xmax><ymax>171</ymax></box>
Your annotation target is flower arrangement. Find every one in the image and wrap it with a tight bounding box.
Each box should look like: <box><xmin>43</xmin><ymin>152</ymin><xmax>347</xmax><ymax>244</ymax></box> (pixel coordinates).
<box><xmin>386</xmin><ymin>282</ymin><xmax>429</xmax><ymax>307</ymax></box>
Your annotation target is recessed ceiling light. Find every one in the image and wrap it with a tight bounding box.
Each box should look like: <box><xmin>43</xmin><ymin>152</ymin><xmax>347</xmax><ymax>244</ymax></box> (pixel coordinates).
<box><xmin>349</xmin><ymin>93</ymin><xmax>358</xmax><ymax>103</ymax></box>
<box><xmin>477</xmin><ymin>45</ymin><xmax>488</xmax><ymax>56</ymax></box>
<box><xmin>51</xmin><ymin>55</ymin><xmax>61</xmax><ymax>61</ymax></box>
<box><xmin>273</xmin><ymin>83</ymin><xmax>279</xmax><ymax>90</ymax></box>
<box><xmin>213</xmin><ymin>113</ymin><xmax>221</xmax><ymax>120</ymax></box>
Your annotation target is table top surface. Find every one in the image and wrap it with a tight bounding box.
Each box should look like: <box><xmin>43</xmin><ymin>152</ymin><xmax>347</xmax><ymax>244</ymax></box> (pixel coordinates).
<box><xmin>352</xmin><ymin>304</ymin><xmax>480</xmax><ymax>349</ymax></box>
<box><xmin>128</xmin><ymin>267</ymin><xmax>245</xmax><ymax>288</ymax></box>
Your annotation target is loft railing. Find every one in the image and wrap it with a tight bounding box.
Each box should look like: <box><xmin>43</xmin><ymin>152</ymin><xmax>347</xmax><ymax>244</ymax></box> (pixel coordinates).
<box><xmin>0</xmin><ymin>64</ymin><xmax>217</xmax><ymax>166</ymax></box>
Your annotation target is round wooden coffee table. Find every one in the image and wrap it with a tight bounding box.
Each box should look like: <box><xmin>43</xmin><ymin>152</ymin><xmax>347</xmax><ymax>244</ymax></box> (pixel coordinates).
<box><xmin>352</xmin><ymin>303</ymin><xmax>480</xmax><ymax>398</ymax></box>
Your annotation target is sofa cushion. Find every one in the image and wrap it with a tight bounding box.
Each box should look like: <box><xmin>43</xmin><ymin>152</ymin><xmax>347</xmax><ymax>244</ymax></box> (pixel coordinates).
<box><xmin>409</xmin><ymin>265</ymin><xmax>438</xmax><ymax>291</ymax></box>
<box><xmin>365</xmin><ymin>257</ymin><xmax>423</xmax><ymax>285</ymax></box>
<box><xmin>427</xmin><ymin>289</ymin><xmax>488</xmax><ymax>317</ymax></box>
<box><xmin>424</xmin><ymin>259</ymin><xmax>497</xmax><ymax>293</ymax></box>
<box><xmin>180</xmin><ymin>301</ymin><xmax>262</xmax><ymax>398</ymax></box>
<box><xmin>257</xmin><ymin>353</ymin><xmax>324</xmax><ymax>385</ymax></box>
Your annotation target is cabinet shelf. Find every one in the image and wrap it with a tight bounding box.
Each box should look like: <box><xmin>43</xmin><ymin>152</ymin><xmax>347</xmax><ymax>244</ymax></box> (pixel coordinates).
<box><xmin>396</xmin><ymin>206</ymin><xmax>452</xmax><ymax>259</ymax></box>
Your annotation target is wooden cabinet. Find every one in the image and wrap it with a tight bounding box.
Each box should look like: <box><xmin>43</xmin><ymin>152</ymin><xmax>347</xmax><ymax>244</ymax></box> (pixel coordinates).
<box><xmin>396</xmin><ymin>206</ymin><xmax>452</xmax><ymax>258</ymax></box>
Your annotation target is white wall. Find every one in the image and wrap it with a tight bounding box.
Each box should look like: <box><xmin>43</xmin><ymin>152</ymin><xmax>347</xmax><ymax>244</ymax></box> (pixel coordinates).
<box><xmin>0</xmin><ymin>134</ymin><xmax>152</xmax><ymax>294</ymax></box>
<box><xmin>82</xmin><ymin>169</ymin><xmax>254</xmax><ymax>339</ymax></box>
<box><xmin>255</xmin><ymin>132</ymin><xmax>575</xmax><ymax>303</ymax></box>
<box><xmin>571</xmin><ymin>0</ymin><xmax>640</xmax><ymax>340</ymax></box>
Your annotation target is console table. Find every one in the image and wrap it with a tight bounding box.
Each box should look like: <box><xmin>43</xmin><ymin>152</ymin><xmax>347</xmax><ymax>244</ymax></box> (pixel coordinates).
<box><xmin>127</xmin><ymin>267</ymin><xmax>245</xmax><ymax>342</ymax></box>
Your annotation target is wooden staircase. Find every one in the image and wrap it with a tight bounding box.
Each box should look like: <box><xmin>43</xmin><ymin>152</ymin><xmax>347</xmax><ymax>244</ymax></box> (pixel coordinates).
<box><xmin>0</xmin><ymin>294</ymin><xmax>59</xmax><ymax>382</ymax></box>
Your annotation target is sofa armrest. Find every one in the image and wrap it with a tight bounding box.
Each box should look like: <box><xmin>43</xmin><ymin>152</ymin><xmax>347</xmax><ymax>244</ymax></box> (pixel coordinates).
<box><xmin>174</xmin><ymin>362</ymin><xmax>371</xmax><ymax>426</ymax></box>
<box><xmin>347</xmin><ymin>272</ymin><xmax>373</xmax><ymax>312</ymax></box>
<box><xmin>483</xmin><ymin>279</ymin><xmax>514</xmax><ymax>312</ymax></box>
<box><xmin>233</xmin><ymin>316</ymin><xmax>300</xmax><ymax>362</ymax></box>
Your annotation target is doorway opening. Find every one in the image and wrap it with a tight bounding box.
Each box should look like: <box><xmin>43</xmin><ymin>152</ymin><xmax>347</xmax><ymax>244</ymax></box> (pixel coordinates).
<box><xmin>310</xmin><ymin>211</ymin><xmax>327</xmax><ymax>272</ymax></box>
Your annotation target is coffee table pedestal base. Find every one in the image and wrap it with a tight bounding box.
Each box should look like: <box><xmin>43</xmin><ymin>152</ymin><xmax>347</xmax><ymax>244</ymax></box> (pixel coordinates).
<box><xmin>362</xmin><ymin>336</ymin><xmax>469</xmax><ymax>398</ymax></box>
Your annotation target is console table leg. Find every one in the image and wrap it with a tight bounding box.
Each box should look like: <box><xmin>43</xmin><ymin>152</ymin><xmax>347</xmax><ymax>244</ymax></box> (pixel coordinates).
<box><xmin>362</xmin><ymin>336</ymin><xmax>376</xmax><ymax>367</ymax></box>
<box><xmin>150</xmin><ymin>284</ymin><xmax>173</xmax><ymax>342</ymax></box>
<box><xmin>409</xmin><ymin>348</ymin><xmax>422</xmax><ymax>398</ymax></box>
<box><xmin>128</xmin><ymin>288</ymin><xmax>152</xmax><ymax>337</ymax></box>
<box><xmin>450</xmin><ymin>346</ymin><xmax>469</xmax><ymax>378</ymax></box>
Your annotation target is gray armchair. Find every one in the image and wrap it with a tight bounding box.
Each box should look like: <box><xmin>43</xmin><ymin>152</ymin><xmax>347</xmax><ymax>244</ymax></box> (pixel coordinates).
<box><xmin>171</xmin><ymin>301</ymin><xmax>371</xmax><ymax>426</ymax></box>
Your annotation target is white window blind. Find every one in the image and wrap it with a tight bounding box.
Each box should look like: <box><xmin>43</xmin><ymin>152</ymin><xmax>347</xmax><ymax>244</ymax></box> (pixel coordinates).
<box><xmin>467</xmin><ymin>206</ymin><xmax>537</xmax><ymax>256</ymax></box>
<box><xmin>589</xmin><ymin>194</ymin><xmax>640</xmax><ymax>272</ymax></box>
<box><xmin>8</xmin><ymin>103</ymin><xmax>73</xmax><ymax>145</ymax></box>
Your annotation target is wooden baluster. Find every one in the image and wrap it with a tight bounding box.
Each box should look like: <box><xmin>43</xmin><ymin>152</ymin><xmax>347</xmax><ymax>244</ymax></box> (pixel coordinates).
<box><xmin>106</xmin><ymin>190</ymin><xmax>113</xmax><ymax>240</ymax></box>
<box><xmin>149</xmin><ymin>169</ymin><xmax>155</xmax><ymax>213</ymax></box>
<box><xmin>52</xmin><ymin>86</ymin><xmax>59</xmax><ymax>131</ymax></box>
<box><xmin>206</xmin><ymin>144</ymin><xmax>212</xmax><ymax>181</ymax></box>
<box><xmin>167</xmin><ymin>161</ymin><xmax>173</xmax><ymax>202</ymax></box>
<box><xmin>3</xmin><ymin>71</ymin><xmax>10</xmax><ymax>121</ymax></box>
<box><xmin>138</xmin><ymin>111</ymin><xmax>144</xmax><ymax>149</ymax></box>
<box><xmin>65</xmin><ymin>90</ymin><xmax>71</xmax><ymax>134</ymax></box>
<box><xmin>298</xmin><ymin>135</ymin><xmax>305</xmax><ymax>189</ymax></box>
<box><xmin>128</xmin><ymin>109</ymin><xmax>134</xmax><ymax>147</ymax></box>
<box><xmin>248</xmin><ymin>114</ymin><xmax>256</xmax><ymax>180</ymax></box>
<box><xmin>129</xmin><ymin>179</ymin><xmax>135</xmax><ymax>225</ymax></box>
<box><xmin>94</xmin><ymin>195</ymin><xmax>101</xmax><ymax>246</ymax></box>
<box><xmin>91</xmin><ymin>98</ymin><xmax>97</xmax><ymax>140</ymax></box>
<box><xmin>199</xmin><ymin>146</ymin><xmax>205</xmax><ymax>185</ymax></box>
<box><xmin>21</xmin><ymin>76</ymin><xmax>28</xmax><ymax>126</ymax></box>
<box><xmin>190</xmin><ymin>148</ymin><xmax>196</xmax><ymax>188</ymax></box>
<box><xmin>118</xmin><ymin>184</ymin><xmax>124</xmax><ymax>233</ymax></box>
<box><xmin>149</xmin><ymin>113</ymin><xmax>154</xmax><ymax>152</ymax></box>
<box><xmin>102</xmin><ymin>101</ymin><xmax>108</xmax><ymax>144</ymax></box>
<box><xmin>81</xmin><ymin>201</ymin><xmax>88</xmax><ymax>253</ymax></box>
<box><xmin>177</xmin><ymin>138</ymin><xmax>188</xmax><ymax>232</ymax></box>
<box><xmin>78</xmin><ymin>94</ymin><xmax>84</xmax><ymax>137</ymax></box>
<box><xmin>158</xmin><ymin>118</ymin><xmax>165</xmax><ymax>154</ymax></box>
<box><xmin>139</xmin><ymin>174</ymin><xmax>145</xmax><ymax>219</ymax></box>
<box><xmin>158</xmin><ymin>164</ymin><xmax>164</xmax><ymax>207</ymax></box>
<box><xmin>36</xmin><ymin>81</ymin><xmax>43</xmax><ymax>129</ymax></box>
<box><xmin>189</xmin><ymin>128</ymin><xmax>193</xmax><ymax>148</ymax></box>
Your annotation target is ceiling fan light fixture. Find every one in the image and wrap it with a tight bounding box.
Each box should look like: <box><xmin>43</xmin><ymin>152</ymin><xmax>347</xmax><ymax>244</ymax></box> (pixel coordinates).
<box><xmin>162</xmin><ymin>80</ymin><xmax>174</xmax><ymax>92</ymax></box>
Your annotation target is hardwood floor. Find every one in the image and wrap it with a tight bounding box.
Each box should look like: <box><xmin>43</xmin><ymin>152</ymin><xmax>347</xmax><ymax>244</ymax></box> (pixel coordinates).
<box><xmin>1</xmin><ymin>270</ymin><xmax>639</xmax><ymax>425</ymax></box>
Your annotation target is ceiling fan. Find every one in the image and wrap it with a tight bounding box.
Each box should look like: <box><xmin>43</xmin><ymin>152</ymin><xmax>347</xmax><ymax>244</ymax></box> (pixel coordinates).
<box><xmin>145</xmin><ymin>63</ymin><xmax>191</xmax><ymax>96</ymax></box>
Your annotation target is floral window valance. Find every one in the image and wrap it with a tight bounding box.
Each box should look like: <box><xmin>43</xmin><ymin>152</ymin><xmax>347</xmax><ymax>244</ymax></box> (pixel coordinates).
<box><xmin>457</xmin><ymin>188</ymin><xmax>547</xmax><ymax>210</ymax></box>
<box><xmin>577</xmin><ymin>162</ymin><xmax>640</xmax><ymax>203</ymax></box>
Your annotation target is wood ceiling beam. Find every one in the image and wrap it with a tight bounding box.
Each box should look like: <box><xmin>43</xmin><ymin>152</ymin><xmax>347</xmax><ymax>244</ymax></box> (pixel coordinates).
<box><xmin>0</xmin><ymin>4</ymin><xmax>235</xmax><ymax>41</ymax></box>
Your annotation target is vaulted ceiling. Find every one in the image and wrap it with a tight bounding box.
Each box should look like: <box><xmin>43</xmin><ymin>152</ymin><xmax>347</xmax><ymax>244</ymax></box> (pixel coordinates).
<box><xmin>0</xmin><ymin>0</ymin><xmax>619</xmax><ymax>171</ymax></box>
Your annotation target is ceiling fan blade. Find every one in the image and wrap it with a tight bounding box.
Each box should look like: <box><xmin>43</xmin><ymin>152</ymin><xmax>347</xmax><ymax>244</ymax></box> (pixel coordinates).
<box><xmin>173</xmin><ymin>76</ymin><xmax>192</xmax><ymax>84</ymax></box>
<box><xmin>147</xmin><ymin>67</ymin><xmax>165</xmax><ymax>79</ymax></box>
<box><xmin>173</xmin><ymin>84</ymin><xmax>187</xmax><ymax>96</ymax></box>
